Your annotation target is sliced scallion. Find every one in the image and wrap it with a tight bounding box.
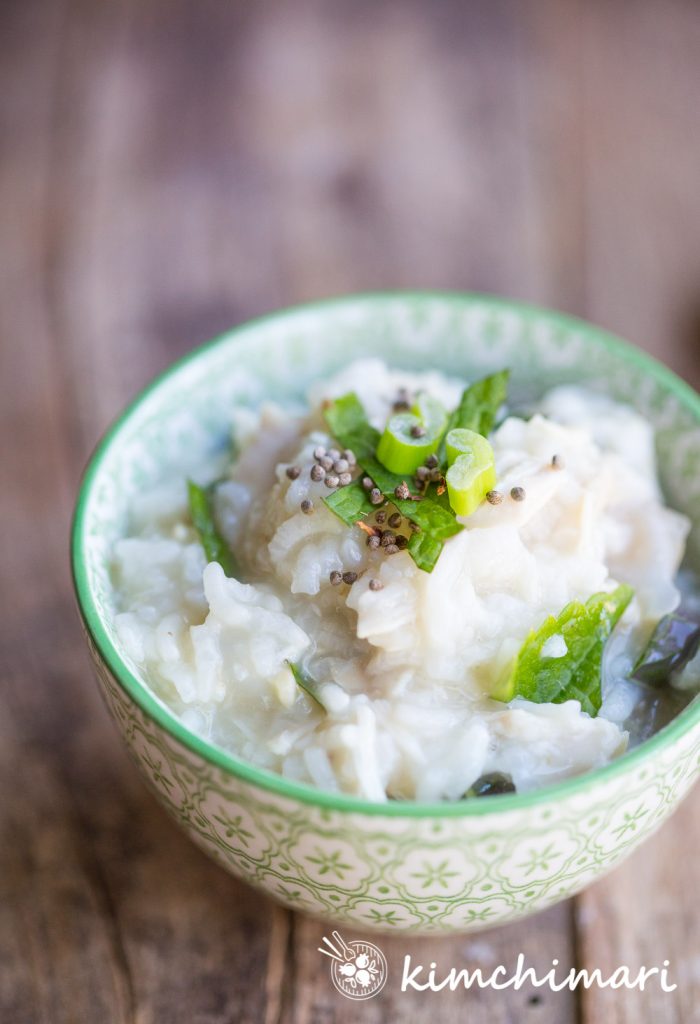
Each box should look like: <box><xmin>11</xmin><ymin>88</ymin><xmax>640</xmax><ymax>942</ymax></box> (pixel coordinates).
<box><xmin>376</xmin><ymin>393</ymin><xmax>447</xmax><ymax>475</ymax></box>
<box><xmin>444</xmin><ymin>428</ymin><xmax>496</xmax><ymax>517</ymax></box>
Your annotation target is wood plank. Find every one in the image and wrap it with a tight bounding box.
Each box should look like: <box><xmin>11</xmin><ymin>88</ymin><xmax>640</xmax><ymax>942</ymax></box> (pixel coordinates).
<box><xmin>573</xmin><ymin>2</ymin><xmax>700</xmax><ymax>1021</ymax></box>
<box><xmin>580</xmin><ymin>0</ymin><xmax>700</xmax><ymax>388</ymax></box>
<box><xmin>576</xmin><ymin>797</ymin><xmax>700</xmax><ymax>1024</ymax></box>
<box><xmin>2</xmin><ymin>0</ymin><xmax>699</xmax><ymax>1020</ymax></box>
<box><xmin>0</xmin><ymin>2</ymin><xmax>279</xmax><ymax>1022</ymax></box>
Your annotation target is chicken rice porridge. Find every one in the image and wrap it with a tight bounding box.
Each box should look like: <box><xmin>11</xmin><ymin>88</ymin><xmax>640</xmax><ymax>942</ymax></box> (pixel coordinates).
<box><xmin>111</xmin><ymin>360</ymin><xmax>700</xmax><ymax>802</ymax></box>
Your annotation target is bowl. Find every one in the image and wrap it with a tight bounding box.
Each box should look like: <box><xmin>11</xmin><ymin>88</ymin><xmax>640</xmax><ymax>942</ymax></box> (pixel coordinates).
<box><xmin>71</xmin><ymin>292</ymin><xmax>700</xmax><ymax>934</ymax></box>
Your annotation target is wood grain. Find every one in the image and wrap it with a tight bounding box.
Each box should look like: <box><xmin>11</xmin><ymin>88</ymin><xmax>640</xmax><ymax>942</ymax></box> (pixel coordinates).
<box><xmin>1</xmin><ymin>0</ymin><xmax>698</xmax><ymax>1021</ymax></box>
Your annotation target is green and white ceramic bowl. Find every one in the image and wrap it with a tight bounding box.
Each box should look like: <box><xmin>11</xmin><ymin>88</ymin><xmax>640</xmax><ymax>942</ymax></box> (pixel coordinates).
<box><xmin>71</xmin><ymin>293</ymin><xmax>700</xmax><ymax>934</ymax></box>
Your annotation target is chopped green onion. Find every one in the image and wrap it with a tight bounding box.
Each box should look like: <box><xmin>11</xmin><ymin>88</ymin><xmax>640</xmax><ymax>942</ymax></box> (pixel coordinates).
<box><xmin>376</xmin><ymin>393</ymin><xmax>447</xmax><ymax>475</ymax></box>
<box><xmin>286</xmin><ymin>660</ymin><xmax>326</xmax><ymax>711</ymax></box>
<box><xmin>444</xmin><ymin>428</ymin><xmax>497</xmax><ymax>517</ymax></box>
<box><xmin>438</xmin><ymin>370</ymin><xmax>509</xmax><ymax>465</ymax></box>
<box><xmin>322</xmin><ymin>392</ymin><xmax>463</xmax><ymax>572</ymax></box>
<box><xmin>187</xmin><ymin>479</ymin><xmax>239</xmax><ymax>578</ymax></box>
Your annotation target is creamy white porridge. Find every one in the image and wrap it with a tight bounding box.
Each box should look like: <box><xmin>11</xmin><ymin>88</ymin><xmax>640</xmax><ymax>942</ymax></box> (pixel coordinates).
<box><xmin>111</xmin><ymin>360</ymin><xmax>700</xmax><ymax>802</ymax></box>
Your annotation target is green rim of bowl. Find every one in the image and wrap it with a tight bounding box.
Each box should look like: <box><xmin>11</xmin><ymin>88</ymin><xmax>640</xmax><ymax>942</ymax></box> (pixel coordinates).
<box><xmin>71</xmin><ymin>291</ymin><xmax>700</xmax><ymax>817</ymax></box>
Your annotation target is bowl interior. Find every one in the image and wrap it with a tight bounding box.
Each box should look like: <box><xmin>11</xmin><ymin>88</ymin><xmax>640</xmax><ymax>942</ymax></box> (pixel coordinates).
<box><xmin>73</xmin><ymin>292</ymin><xmax>700</xmax><ymax>811</ymax></box>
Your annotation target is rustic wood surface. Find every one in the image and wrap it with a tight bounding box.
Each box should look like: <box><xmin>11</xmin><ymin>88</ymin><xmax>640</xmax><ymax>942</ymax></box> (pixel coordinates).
<box><xmin>2</xmin><ymin>0</ymin><xmax>699</xmax><ymax>1021</ymax></box>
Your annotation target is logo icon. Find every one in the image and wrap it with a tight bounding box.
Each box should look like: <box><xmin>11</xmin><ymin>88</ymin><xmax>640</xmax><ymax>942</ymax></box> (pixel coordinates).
<box><xmin>318</xmin><ymin>930</ymin><xmax>388</xmax><ymax>1000</ymax></box>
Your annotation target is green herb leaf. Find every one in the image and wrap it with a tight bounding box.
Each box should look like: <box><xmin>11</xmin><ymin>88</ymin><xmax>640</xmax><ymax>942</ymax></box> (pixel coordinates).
<box><xmin>392</xmin><ymin>496</ymin><xmax>463</xmax><ymax>538</ymax></box>
<box><xmin>323</xmin><ymin>393</ymin><xmax>464</xmax><ymax>571</ymax></box>
<box><xmin>322</xmin><ymin>393</ymin><xmax>414</xmax><ymax>494</ymax></box>
<box><xmin>464</xmin><ymin>772</ymin><xmax>516</xmax><ymax>798</ymax></box>
<box><xmin>286</xmin><ymin>660</ymin><xmax>326</xmax><ymax>711</ymax></box>
<box><xmin>438</xmin><ymin>370</ymin><xmax>509</xmax><ymax>464</ymax></box>
<box><xmin>187</xmin><ymin>479</ymin><xmax>239</xmax><ymax>578</ymax></box>
<box><xmin>632</xmin><ymin>613</ymin><xmax>700</xmax><ymax>687</ymax></box>
<box><xmin>361</xmin><ymin>454</ymin><xmax>406</xmax><ymax>494</ymax></box>
<box><xmin>323</xmin><ymin>392</ymin><xmax>379</xmax><ymax>462</ymax></box>
<box><xmin>405</xmin><ymin>530</ymin><xmax>444</xmax><ymax>573</ymax></box>
<box><xmin>323</xmin><ymin>480</ymin><xmax>375</xmax><ymax>526</ymax></box>
<box><xmin>493</xmin><ymin>584</ymin><xmax>634</xmax><ymax>716</ymax></box>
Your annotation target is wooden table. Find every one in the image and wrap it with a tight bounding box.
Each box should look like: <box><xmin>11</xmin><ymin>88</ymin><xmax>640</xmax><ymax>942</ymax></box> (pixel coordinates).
<box><xmin>2</xmin><ymin>1</ymin><xmax>699</xmax><ymax>1021</ymax></box>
